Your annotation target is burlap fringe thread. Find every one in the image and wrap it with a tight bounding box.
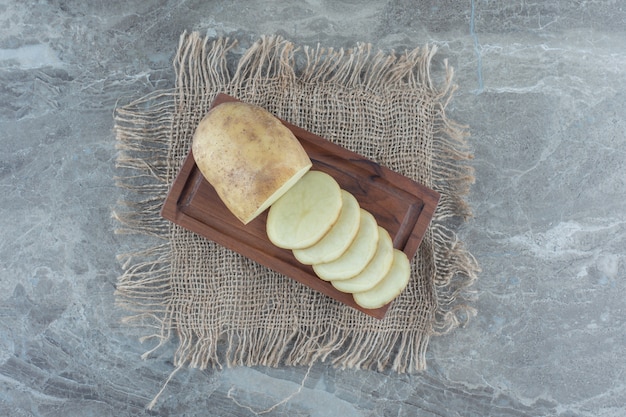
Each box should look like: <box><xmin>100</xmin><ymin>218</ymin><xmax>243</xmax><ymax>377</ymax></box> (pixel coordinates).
<box><xmin>113</xmin><ymin>32</ymin><xmax>479</xmax><ymax>409</ymax></box>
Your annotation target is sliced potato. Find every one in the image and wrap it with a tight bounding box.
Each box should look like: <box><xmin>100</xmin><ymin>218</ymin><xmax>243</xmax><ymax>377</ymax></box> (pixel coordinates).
<box><xmin>293</xmin><ymin>190</ymin><xmax>361</xmax><ymax>265</ymax></box>
<box><xmin>192</xmin><ymin>101</ymin><xmax>312</xmax><ymax>224</ymax></box>
<box><xmin>353</xmin><ymin>249</ymin><xmax>411</xmax><ymax>309</ymax></box>
<box><xmin>266</xmin><ymin>170</ymin><xmax>342</xmax><ymax>249</ymax></box>
<box><xmin>312</xmin><ymin>209</ymin><xmax>379</xmax><ymax>281</ymax></box>
<box><xmin>331</xmin><ymin>226</ymin><xmax>394</xmax><ymax>293</ymax></box>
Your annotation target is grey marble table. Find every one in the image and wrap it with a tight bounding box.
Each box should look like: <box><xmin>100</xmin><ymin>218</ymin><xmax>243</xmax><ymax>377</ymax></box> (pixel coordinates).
<box><xmin>1</xmin><ymin>1</ymin><xmax>624</xmax><ymax>416</ymax></box>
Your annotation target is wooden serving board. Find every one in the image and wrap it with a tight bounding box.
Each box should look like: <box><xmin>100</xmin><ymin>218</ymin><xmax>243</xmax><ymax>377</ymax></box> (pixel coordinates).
<box><xmin>161</xmin><ymin>93</ymin><xmax>440</xmax><ymax>319</ymax></box>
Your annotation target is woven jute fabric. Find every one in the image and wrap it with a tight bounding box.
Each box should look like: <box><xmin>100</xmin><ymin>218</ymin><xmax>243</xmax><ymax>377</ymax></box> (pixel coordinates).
<box><xmin>113</xmin><ymin>32</ymin><xmax>478</xmax><ymax>377</ymax></box>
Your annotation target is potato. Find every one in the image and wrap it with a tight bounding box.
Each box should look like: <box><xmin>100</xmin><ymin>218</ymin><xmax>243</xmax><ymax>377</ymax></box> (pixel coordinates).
<box><xmin>352</xmin><ymin>249</ymin><xmax>411</xmax><ymax>309</ymax></box>
<box><xmin>292</xmin><ymin>190</ymin><xmax>361</xmax><ymax>265</ymax></box>
<box><xmin>192</xmin><ymin>101</ymin><xmax>312</xmax><ymax>224</ymax></box>
<box><xmin>266</xmin><ymin>170</ymin><xmax>343</xmax><ymax>249</ymax></box>
<box><xmin>331</xmin><ymin>226</ymin><xmax>394</xmax><ymax>293</ymax></box>
<box><xmin>312</xmin><ymin>209</ymin><xmax>379</xmax><ymax>281</ymax></box>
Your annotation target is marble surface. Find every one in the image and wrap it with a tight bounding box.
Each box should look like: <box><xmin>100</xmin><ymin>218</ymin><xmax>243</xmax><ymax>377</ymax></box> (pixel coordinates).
<box><xmin>1</xmin><ymin>1</ymin><xmax>625</xmax><ymax>416</ymax></box>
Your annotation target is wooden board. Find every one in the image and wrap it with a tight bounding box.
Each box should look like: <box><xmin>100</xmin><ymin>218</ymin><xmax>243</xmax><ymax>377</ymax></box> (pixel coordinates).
<box><xmin>161</xmin><ymin>93</ymin><xmax>440</xmax><ymax>319</ymax></box>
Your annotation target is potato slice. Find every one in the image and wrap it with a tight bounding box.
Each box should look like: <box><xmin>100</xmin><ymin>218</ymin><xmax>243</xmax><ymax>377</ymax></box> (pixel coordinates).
<box><xmin>353</xmin><ymin>249</ymin><xmax>411</xmax><ymax>309</ymax></box>
<box><xmin>312</xmin><ymin>209</ymin><xmax>379</xmax><ymax>281</ymax></box>
<box><xmin>292</xmin><ymin>190</ymin><xmax>361</xmax><ymax>265</ymax></box>
<box><xmin>266</xmin><ymin>170</ymin><xmax>342</xmax><ymax>249</ymax></box>
<box><xmin>331</xmin><ymin>226</ymin><xmax>394</xmax><ymax>293</ymax></box>
<box><xmin>192</xmin><ymin>101</ymin><xmax>312</xmax><ymax>224</ymax></box>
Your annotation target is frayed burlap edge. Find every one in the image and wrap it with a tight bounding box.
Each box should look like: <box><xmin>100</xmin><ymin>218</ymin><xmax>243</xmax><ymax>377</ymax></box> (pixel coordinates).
<box><xmin>113</xmin><ymin>32</ymin><xmax>479</xmax><ymax>396</ymax></box>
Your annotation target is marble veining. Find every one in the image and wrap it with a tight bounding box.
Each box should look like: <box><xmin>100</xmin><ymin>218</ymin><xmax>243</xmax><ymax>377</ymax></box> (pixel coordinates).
<box><xmin>1</xmin><ymin>1</ymin><xmax>625</xmax><ymax>416</ymax></box>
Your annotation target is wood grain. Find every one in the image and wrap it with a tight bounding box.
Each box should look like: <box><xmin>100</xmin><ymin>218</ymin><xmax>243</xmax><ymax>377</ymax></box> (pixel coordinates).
<box><xmin>161</xmin><ymin>93</ymin><xmax>440</xmax><ymax>319</ymax></box>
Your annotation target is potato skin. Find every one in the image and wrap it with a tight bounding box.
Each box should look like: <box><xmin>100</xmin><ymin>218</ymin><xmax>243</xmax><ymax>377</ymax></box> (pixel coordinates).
<box><xmin>192</xmin><ymin>101</ymin><xmax>312</xmax><ymax>224</ymax></box>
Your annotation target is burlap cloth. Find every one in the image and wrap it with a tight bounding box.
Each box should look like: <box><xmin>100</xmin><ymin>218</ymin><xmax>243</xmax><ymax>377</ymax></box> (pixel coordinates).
<box><xmin>114</xmin><ymin>32</ymin><xmax>478</xmax><ymax>377</ymax></box>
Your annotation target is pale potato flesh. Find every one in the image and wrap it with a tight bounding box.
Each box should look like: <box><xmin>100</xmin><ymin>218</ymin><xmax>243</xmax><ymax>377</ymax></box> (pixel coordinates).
<box><xmin>292</xmin><ymin>190</ymin><xmax>361</xmax><ymax>265</ymax></box>
<box><xmin>312</xmin><ymin>209</ymin><xmax>379</xmax><ymax>281</ymax></box>
<box><xmin>331</xmin><ymin>226</ymin><xmax>394</xmax><ymax>293</ymax></box>
<box><xmin>250</xmin><ymin>165</ymin><xmax>311</xmax><ymax>221</ymax></box>
<box><xmin>192</xmin><ymin>101</ymin><xmax>312</xmax><ymax>224</ymax></box>
<box><xmin>352</xmin><ymin>249</ymin><xmax>411</xmax><ymax>309</ymax></box>
<box><xmin>266</xmin><ymin>170</ymin><xmax>343</xmax><ymax>249</ymax></box>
